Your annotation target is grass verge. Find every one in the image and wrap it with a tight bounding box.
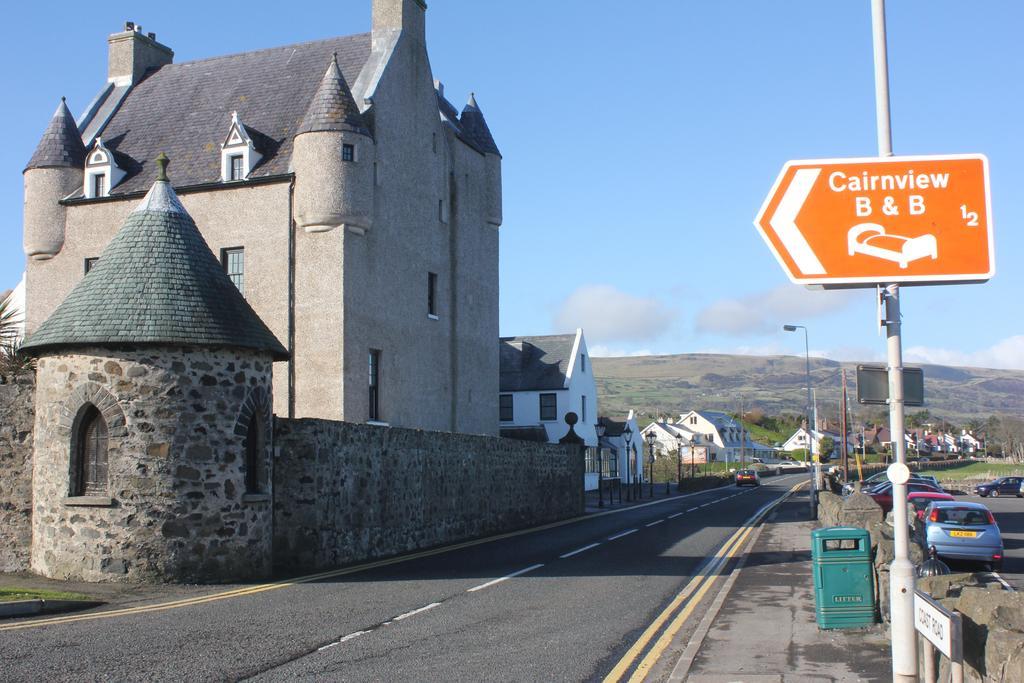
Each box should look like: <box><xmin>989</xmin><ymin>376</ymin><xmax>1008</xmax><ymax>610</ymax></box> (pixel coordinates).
<box><xmin>0</xmin><ymin>587</ymin><xmax>94</xmax><ymax>603</ymax></box>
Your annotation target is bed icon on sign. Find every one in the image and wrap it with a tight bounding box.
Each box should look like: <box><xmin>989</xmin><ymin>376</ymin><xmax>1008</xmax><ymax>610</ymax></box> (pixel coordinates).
<box><xmin>847</xmin><ymin>223</ymin><xmax>938</xmax><ymax>269</ymax></box>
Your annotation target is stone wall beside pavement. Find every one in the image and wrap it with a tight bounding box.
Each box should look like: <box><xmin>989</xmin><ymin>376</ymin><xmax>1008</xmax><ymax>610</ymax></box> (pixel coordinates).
<box><xmin>0</xmin><ymin>374</ymin><xmax>35</xmax><ymax>572</ymax></box>
<box><xmin>917</xmin><ymin>573</ymin><xmax>1024</xmax><ymax>681</ymax></box>
<box><xmin>272</xmin><ymin>419</ymin><xmax>584</xmax><ymax>572</ymax></box>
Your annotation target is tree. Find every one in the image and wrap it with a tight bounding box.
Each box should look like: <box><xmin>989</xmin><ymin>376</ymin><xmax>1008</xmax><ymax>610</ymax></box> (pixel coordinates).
<box><xmin>0</xmin><ymin>296</ymin><xmax>33</xmax><ymax>379</ymax></box>
<box><xmin>818</xmin><ymin>436</ymin><xmax>835</xmax><ymax>461</ymax></box>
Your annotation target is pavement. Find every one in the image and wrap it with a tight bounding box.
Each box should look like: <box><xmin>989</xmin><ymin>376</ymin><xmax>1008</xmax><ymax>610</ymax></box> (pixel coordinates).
<box><xmin>667</xmin><ymin>489</ymin><xmax>892</xmax><ymax>682</ymax></box>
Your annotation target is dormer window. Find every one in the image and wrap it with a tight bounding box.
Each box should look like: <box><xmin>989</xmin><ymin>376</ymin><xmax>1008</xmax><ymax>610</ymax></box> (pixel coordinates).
<box><xmin>84</xmin><ymin>138</ymin><xmax>125</xmax><ymax>199</ymax></box>
<box><xmin>220</xmin><ymin>111</ymin><xmax>262</xmax><ymax>182</ymax></box>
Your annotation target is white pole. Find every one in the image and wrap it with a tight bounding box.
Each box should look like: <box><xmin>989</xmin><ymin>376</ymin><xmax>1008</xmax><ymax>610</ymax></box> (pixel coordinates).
<box><xmin>872</xmin><ymin>1</ymin><xmax>916</xmax><ymax>680</ymax></box>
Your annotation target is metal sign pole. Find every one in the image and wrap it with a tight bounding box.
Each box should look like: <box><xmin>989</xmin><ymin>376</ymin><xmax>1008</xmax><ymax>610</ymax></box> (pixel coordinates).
<box><xmin>871</xmin><ymin>1</ymin><xmax>917</xmax><ymax>680</ymax></box>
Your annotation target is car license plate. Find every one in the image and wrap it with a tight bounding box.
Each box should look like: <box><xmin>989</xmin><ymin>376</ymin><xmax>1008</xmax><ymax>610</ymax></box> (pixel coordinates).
<box><xmin>949</xmin><ymin>530</ymin><xmax>977</xmax><ymax>538</ymax></box>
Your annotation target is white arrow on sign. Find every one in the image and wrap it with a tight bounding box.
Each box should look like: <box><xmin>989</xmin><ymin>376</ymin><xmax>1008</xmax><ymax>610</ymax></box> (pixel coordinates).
<box><xmin>768</xmin><ymin>168</ymin><xmax>826</xmax><ymax>275</ymax></box>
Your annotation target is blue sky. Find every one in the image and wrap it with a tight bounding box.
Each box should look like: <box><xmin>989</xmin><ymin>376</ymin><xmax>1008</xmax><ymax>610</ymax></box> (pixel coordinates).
<box><xmin>2</xmin><ymin>1</ymin><xmax>1021</xmax><ymax>369</ymax></box>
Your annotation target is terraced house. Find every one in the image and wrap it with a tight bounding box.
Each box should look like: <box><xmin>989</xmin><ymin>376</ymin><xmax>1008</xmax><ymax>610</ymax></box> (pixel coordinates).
<box><xmin>22</xmin><ymin>0</ymin><xmax>502</xmax><ymax>434</ymax></box>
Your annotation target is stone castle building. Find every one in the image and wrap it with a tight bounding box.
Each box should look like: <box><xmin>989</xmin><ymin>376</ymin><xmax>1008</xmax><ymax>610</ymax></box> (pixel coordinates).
<box><xmin>22</xmin><ymin>0</ymin><xmax>502</xmax><ymax>434</ymax></box>
<box><xmin>22</xmin><ymin>159</ymin><xmax>288</xmax><ymax>582</ymax></box>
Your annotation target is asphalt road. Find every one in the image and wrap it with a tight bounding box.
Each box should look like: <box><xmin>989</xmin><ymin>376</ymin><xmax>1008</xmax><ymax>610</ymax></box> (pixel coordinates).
<box><xmin>0</xmin><ymin>474</ymin><xmax>805</xmax><ymax>682</ymax></box>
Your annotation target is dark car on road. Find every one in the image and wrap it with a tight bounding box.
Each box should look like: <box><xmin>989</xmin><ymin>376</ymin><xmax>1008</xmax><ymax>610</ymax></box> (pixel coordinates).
<box><xmin>735</xmin><ymin>469</ymin><xmax>760</xmax><ymax>487</ymax></box>
<box><xmin>974</xmin><ymin>477</ymin><xmax>1023</xmax><ymax>498</ymax></box>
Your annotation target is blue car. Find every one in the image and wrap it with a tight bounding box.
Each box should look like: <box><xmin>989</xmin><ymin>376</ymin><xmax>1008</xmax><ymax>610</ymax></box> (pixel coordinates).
<box><xmin>923</xmin><ymin>501</ymin><xmax>1003</xmax><ymax>570</ymax></box>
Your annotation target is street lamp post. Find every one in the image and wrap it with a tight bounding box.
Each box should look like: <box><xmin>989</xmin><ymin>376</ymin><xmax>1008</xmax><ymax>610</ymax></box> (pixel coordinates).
<box><xmin>784</xmin><ymin>324</ymin><xmax>817</xmax><ymax>519</ymax></box>
<box><xmin>596</xmin><ymin>421</ymin><xmax>606</xmax><ymax>508</ymax></box>
<box><xmin>676</xmin><ymin>435</ymin><xmax>684</xmax><ymax>488</ymax></box>
<box><xmin>645</xmin><ymin>430</ymin><xmax>657</xmax><ymax>499</ymax></box>
<box><xmin>623</xmin><ymin>425</ymin><xmax>633</xmax><ymax>502</ymax></box>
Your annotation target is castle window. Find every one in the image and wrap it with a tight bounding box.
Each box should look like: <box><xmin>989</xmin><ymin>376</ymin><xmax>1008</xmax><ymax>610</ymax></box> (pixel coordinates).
<box><xmin>369</xmin><ymin>349</ymin><xmax>382</xmax><ymax>421</ymax></box>
<box><xmin>221</xmin><ymin>248</ymin><xmax>244</xmax><ymax>295</ymax></box>
<box><xmin>84</xmin><ymin>257</ymin><xmax>99</xmax><ymax>274</ymax></box>
<box><xmin>580</xmin><ymin>354</ymin><xmax>586</xmax><ymax>373</ymax></box>
<box><xmin>581</xmin><ymin>395</ymin><xmax>587</xmax><ymax>423</ymax></box>
<box><xmin>220</xmin><ymin>112</ymin><xmax>262</xmax><ymax>182</ymax></box>
<box><xmin>83</xmin><ymin>138</ymin><xmax>125</xmax><ymax>198</ymax></box>
<box><xmin>539</xmin><ymin>393</ymin><xmax>557</xmax><ymax>422</ymax></box>
<box><xmin>73</xmin><ymin>405</ymin><xmax>108</xmax><ymax>496</ymax></box>
<box><xmin>229</xmin><ymin>154</ymin><xmax>245</xmax><ymax>181</ymax></box>
<box><xmin>499</xmin><ymin>394</ymin><xmax>513</xmax><ymax>422</ymax></box>
<box><xmin>427</xmin><ymin>272</ymin><xmax>438</xmax><ymax>318</ymax></box>
<box><xmin>342</xmin><ymin>144</ymin><xmax>355</xmax><ymax>162</ymax></box>
<box><xmin>244</xmin><ymin>413</ymin><xmax>263</xmax><ymax>494</ymax></box>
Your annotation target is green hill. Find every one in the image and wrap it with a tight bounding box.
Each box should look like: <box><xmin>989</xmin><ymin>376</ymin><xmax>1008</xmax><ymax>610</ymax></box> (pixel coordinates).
<box><xmin>593</xmin><ymin>353</ymin><xmax>1023</xmax><ymax>428</ymax></box>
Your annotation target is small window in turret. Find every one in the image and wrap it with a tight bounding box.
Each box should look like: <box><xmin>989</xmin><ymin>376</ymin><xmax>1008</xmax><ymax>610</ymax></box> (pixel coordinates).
<box><xmin>84</xmin><ymin>257</ymin><xmax>99</xmax><ymax>274</ymax></box>
<box><xmin>342</xmin><ymin>144</ymin><xmax>355</xmax><ymax>162</ymax></box>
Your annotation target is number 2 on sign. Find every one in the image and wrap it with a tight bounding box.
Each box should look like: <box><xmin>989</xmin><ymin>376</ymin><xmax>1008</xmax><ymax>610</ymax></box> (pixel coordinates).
<box><xmin>961</xmin><ymin>205</ymin><xmax>979</xmax><ymax>227</ymax></box>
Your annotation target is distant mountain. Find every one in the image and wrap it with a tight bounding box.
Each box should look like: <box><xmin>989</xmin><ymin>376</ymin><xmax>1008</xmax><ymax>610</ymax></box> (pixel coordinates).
<box><xmin>593</xmin><ymin>353</ymin><xmax>1023</xmax><ymax>426</ymax></box>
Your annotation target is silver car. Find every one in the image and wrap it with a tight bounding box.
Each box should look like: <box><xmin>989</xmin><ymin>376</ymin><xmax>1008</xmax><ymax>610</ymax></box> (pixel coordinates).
<box><xmin>923</xmin><ymin>501</ymin><xmax>1003</xmax><ymax>570</ymax></box>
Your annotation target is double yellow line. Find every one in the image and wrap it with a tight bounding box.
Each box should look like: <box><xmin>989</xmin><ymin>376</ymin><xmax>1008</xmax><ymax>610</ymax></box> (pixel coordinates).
<box><xmin>603</xmin><ymin>481</ymin><xmax>807</xmax><ymax>683</ymax></box>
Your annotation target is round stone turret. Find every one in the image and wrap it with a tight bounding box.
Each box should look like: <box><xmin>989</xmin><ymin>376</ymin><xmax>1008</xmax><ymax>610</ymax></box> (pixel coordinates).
<box><xmin>23</xmin><ymin>98</ymin><xmax>86</xmax><ymax>260</ymax></box>
<box><xmin>293</xmin><ymin>53</ymin><xmax>375</xmax><ymax>234</ymax></box>
<box><xmin>23</xmin><ymin>157</ymin><xmax>288</xmax><ymax>583</ymax></box>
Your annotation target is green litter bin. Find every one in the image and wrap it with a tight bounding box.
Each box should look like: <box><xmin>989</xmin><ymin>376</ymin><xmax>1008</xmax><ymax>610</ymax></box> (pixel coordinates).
<box><xmin>811</xmin><ymin>527</ymin><xmax>877</xmax><ymax>629</ymax></box>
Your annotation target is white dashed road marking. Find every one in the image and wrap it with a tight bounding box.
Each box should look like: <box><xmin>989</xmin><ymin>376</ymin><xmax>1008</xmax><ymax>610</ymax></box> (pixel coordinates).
<box><xmin>467</xmin><ymin>564</ymin><xmax>545</xmax><ymax>593</ymax></box>
<box><xmin>560</xmin><ymin>543</ymin><xmax>601</xmax><ymax>559</ymax></box>
<box><xmin>608</xmin><ymin>529</ymin><xmax>638</xmax><ymax>541</ymax></box>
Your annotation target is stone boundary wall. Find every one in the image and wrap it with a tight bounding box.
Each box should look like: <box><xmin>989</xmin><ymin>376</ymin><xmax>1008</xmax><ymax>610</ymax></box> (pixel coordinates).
<box><xmin>273</xmin><ymin>419</ymin><xmax>584</xmax><ymax>572</ymax></box>
<box><xmin>0</xmin><ymin>374</ymin><xmax>35</xmax><ymax>572</ymax></box>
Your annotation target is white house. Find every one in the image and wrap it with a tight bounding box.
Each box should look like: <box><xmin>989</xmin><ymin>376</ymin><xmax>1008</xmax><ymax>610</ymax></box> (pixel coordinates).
<box><xmin>1</xmin><ymin>274</ymin><xmax>26</xmax><ymax>342</ymax></box>
<box><xmin>782</xmin><ymin>427</ymin><xmax>855</xmax><ymax>459</ymax></box>
<box><xmin>598</xmin><ymin>410</ymin><xmax>645</xmax><ymax>488</ymax></box>
<box><xmin>499</xmin><ymin>329</ymin><xmax>600</xmax><ymax>486</ymax></box>
<box><xmin>676</xmin><ymin>410</ymin><xmax>773</xmax><ymax>464</ymax></box>
<box><xmin>640</xmin><ymin>420</ymin><xmax>697</xmax><ymax>458</ymax></box>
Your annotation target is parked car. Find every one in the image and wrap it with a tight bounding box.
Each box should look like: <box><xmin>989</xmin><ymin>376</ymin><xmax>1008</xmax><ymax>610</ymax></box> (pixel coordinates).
<box><xmin>867</xmin><ymin>481</ymin><xmax>943</xmax><ymax>513</ymax></box>
<box><xmin>918</xmin><ymin>456</ymin><xmax>931</xmax><ymax>463</ymax></box>
<box><xmin>842</xmin><ymin>471</ymin><xmax>940</xmax><ymax>496</ymax></box>
<box><xmin>974</xmin><ymin>477</ymin><xmax>1024</xmax><ymax>498</ymax></box>
<box><xmin>923</xmin><ymin>501</ymin><xmax>1003</xmax><ymax>570</ymax></box>
<box><xmin>735</xmin><ymin>469</ymin><xmax>760</xmax><ymax>487</ymax></box>
<box><xmin>907</xmin><ymin>491</ymin><xmax>955</xmax><ymax>521</ymax></box>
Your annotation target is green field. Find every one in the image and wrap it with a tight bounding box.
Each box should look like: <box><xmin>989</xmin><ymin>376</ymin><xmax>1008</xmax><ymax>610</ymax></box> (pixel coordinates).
<box><xmin>920</xmin><ymin>461</ymin><xmax>1024</xmax><ymax>482</ymax></box>
<box><xmin>0</xmin><ymin>587</ymin><xmax>93</xmax><ymax>603</ymax></box>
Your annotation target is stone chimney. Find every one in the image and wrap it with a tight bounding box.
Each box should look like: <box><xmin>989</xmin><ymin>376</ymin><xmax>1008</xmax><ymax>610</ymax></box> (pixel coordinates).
<box><xmin>372</xmin><ymin>0</ymin><xmax>426</xmax><ymax>48</ymax></box>
<box><xmin>107</xmin><ymin>21</ymin><xmax>173</xmax><ymax>86</ymax></box>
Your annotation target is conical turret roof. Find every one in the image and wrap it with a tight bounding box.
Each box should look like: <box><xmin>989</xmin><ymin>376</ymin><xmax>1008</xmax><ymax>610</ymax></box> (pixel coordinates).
<box><xmin>22</xmin><ymin>156</ymin><xmax>289</xmax><ymax>360</ymax></box>
<box><xmin>459</xmin><ymin>94</ymin><xmax>500</xmax><ymax>156</ymax></box>
<box><xmin>25</xmin><ymin>97</ymin><xmax>87</xmax><ymax>171</ymax></box>
<box><xmin>297</xmin><ymin>53</ymin><xmax>370</xmax><ymax>137</ymax></box>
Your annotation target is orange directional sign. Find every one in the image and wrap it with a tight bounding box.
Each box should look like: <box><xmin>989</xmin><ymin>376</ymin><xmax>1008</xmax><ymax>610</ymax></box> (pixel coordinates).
<box><xmin>755</xmin><ymin>154</ymin><xmax>993</xmax><ymax>287</ymax></box>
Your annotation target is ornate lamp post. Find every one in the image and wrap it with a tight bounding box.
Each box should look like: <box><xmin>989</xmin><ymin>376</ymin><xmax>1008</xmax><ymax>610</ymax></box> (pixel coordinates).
<box><xmin>676</xmin><ymin>434</ymin><xmax>684</xmax><ymax>486</ymax></box>
<box><xmin>623</xmin><ymin>424</ymin><xmax>634</xmax><ymax>502</ymax></box>
<box><xmin>596</xmin><ymin>420</ymin><xmax>606</xmax><ymax>508</ymax></box>
<box><xmin>645</xmin><ymin>429</ymin><xmax>657</xmax><ymax>498</ymax></box>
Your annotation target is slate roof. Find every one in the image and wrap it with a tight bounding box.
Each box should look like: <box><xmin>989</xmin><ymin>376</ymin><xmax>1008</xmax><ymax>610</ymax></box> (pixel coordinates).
<box><xmin>499</xmin><ymin>334</ymin><xmax>577</xmax><ymax>392</ymax></box>
<box><xmin>77</xmin><ymin>34</ymin><xmax>372</xmax><ymax>196</ymax></box>
<box><xmin>459</xmin><ymin>94</ymin><xmax>500</xmax><ymax>156</ymax></box>
<box><xmin>23</xmin><ymin>171</ymin><xmax>289</xmax><ymax>360</ymax></box>
<box><xmin>25</xmin><ymin>98</ymin><xmax>87</xmax><ymax>171</ymax></box>
<box><xmin>298</xmin><ymin>53</ymin><xmax>370</xmax><ymax>136</ymax></box>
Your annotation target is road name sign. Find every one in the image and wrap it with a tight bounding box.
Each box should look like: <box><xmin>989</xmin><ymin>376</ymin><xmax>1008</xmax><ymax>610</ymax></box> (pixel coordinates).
<box><xmin>913</xmin><ymin>589</ymin><xmax>962</xmax><ymax>662</ymax></box>
<box><xmin>755</xmin><ymin>154</ymin><xmax>993</xmax><ymax>287</ymax></box>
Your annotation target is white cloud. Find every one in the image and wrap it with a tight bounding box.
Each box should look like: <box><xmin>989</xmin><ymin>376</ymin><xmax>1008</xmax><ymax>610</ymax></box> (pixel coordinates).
<box><xmin>589</xmin><ymin>345</ymin><xmax>653</xmax><ymax>358</ymax></box>
<box><xmin>553</xmin><ymin>285</ymin><xmax>675</xmax><ymax>343</ymax></box>
<box><xmin>695</xmin><ymin>285</ymin><xmax>857</xmax><ymax>336</ymax></box>
<box><xmin>905</xmin><ymin>336</ymin><xmax>1024</xmax><ymax>371</ymax></box>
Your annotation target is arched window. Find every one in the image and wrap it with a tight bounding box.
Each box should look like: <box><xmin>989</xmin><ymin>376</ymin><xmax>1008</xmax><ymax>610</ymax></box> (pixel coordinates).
<box><xmin>245</xmin><ymin>413</ymin><xmax>263</xmax><ymax>494</ymax></box>
<box><xmin>74</xmin><ymin>405</ymin><xmax>109</xmax><ymax>496</ymax></box>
